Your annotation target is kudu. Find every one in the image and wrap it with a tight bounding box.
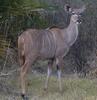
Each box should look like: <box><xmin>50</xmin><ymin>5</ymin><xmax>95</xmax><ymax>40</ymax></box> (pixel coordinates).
<box><xmin>18</xmin><ymin>4</ymin><xmax>86</xmax><ymax>100</ymax></box>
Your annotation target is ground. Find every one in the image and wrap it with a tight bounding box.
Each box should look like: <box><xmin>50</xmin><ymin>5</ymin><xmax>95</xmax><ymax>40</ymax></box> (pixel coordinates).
<box><xmin>0</xmin><ymin>72</ymin><xmax>97</xmax><ymax>100</ymax></box>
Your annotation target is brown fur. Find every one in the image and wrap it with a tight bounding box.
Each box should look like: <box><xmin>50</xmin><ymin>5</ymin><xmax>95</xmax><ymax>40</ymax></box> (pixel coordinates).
<box><xmin>18</xmin><ymin>5</ymin><xmax>86</xmax><ymax>99</ymax></box>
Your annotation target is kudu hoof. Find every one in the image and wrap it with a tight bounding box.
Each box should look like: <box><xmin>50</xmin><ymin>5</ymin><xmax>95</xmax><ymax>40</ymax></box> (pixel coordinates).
<box><xmin>21</xmin><ymin>94</ymin><xmax>29</xmax><ymax>100</ymax></box>
<box><xmin>43</xmin><ymin>87</ymin><xmax>47</xmax><ymax>91</ymax></box>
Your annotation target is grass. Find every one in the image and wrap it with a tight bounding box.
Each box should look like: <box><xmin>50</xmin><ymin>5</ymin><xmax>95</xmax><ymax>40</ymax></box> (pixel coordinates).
<box><xmin>0</xmin><ymin>73</ymin><xmax>97</xmax><ymax>100</ymax></box>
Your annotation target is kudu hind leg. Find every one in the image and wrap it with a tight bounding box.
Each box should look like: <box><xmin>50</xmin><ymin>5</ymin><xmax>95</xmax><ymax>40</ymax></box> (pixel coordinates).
<box><xmin>20</xmin><ymin>58</ymin><xmax>33</xmax><ymax>100</ymax></box>
<box><xmin>44</xmin><ymin>60</ymin><xmax>53</xmax><ymax>90</ymax></box>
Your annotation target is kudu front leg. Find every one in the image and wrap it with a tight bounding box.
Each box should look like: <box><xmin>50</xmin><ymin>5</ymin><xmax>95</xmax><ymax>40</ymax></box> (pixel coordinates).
<box><xmin>44</xmin><ymin>60</ymin><xmax>53</xmax><ymax>91</ymax></box>
<box><xmin>57</xmin><ymin>65</ymin><xmax>62</xmax><ymax>92</ymax></box>
<box><xmin>56</xmin><ymin>58</ymin><xmax>63</xmax><ymax>92</ymax></box>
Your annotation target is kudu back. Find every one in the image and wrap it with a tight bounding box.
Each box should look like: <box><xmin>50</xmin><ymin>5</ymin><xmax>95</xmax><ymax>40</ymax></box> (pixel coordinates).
<box><xmin>18</xmin><ymin>4</ymin><xmax>86</xmax><ymax>100</ymax></box>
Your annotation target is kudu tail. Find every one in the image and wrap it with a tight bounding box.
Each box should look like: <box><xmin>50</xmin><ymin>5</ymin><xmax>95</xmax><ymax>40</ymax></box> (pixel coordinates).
<box><xmin>18</xmin><ymin>36</ymin><xmax>25</xmax><ymax>66</ymax></box>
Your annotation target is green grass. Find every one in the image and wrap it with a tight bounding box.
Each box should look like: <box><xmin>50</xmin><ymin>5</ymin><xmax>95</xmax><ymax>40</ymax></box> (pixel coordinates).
<box><xmin>0</xmin><ymin>74</ymin><xmax>97</xmax><ymax>100</ymax></box>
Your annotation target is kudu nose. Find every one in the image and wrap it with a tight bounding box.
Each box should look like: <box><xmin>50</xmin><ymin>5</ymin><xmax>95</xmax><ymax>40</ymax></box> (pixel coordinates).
<box><xmin>77</xmin><ymin>15</ymin><xmax>82</xmax><ymax>24</ymax></box>
<box><xmin>77</xmin><ymin>19</ymin><xmax>82</xmax><ymax>24</ymax></box>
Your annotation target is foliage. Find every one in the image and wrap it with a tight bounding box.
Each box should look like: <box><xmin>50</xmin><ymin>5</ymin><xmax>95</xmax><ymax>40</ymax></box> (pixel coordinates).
<box><xmin>72</xmin><ymin>0</ymin><xmax>97</xmax><ymax>74</ymax></box>
<box><xmin>0</xmin><ymin>0</ymin><xmax>97</xmax><ymax>74</ymax></box>
<box><xmin>0</xmin><ymin>74</ymin><xmax>97</xmax><ymax>99</ymax></box>
<box><xmin>0</xmin><ymin>0</ymin><xmax>52</xmax><ymax>47</ymax></box>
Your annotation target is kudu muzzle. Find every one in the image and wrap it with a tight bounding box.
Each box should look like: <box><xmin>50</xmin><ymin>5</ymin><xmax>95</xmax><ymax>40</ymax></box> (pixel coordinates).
<box><xmin>77</xmin><ymin>15</ymin><xmax>82</xmax><ymax>24</ymax></box>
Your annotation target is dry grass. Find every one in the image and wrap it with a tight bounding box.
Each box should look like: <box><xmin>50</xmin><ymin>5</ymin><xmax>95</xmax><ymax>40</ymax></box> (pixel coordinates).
<box><xmin>0</xmin><ymin>73</ymin><xmax>97</xmax><ymax>100</ymax></box>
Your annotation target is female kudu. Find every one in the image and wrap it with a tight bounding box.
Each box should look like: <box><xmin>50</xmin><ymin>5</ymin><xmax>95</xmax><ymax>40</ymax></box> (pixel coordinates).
<box><xmin>18</xmin><ymin>4</ymin><xmax>86</xmax><ymax>100</ymax></box>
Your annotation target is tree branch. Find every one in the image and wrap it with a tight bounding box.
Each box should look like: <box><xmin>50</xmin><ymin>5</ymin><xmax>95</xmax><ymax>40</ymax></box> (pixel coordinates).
<box><xmin>0</xmin><ymin>68</ymin><xmax>20</xmax><ymax>77</ymax></box>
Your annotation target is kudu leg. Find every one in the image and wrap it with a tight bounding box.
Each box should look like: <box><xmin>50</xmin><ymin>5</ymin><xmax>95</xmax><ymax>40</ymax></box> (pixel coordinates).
<box><xmin>44</xmin><ymin>60</ymin><xmax>53</xmax><ymax>90</ymax></box>
<box><xmin>20</xmin><ymin>59</ymin><xmax>32</xmax><ymax>100</ymax></box>
<box><xmin>56</xmin><ymin>58</ymin><xmax>63</xmax><ymax>92</ymax></box>
<box><xmin>56</xmin><ymin>65</ymin><xmax>62</xmax><ymax>92</ymax></box>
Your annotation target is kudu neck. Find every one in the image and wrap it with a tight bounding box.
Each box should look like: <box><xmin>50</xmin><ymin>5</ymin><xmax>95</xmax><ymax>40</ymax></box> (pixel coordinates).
<box><xmin>68</xmin><ymin>19</ymin><xmax>78</xmax><ymax>28</ymax></box>
<box><xmin>62</xmin><ymin>19</ymin><xmax>79</xmax><ymax>46</ymax></box>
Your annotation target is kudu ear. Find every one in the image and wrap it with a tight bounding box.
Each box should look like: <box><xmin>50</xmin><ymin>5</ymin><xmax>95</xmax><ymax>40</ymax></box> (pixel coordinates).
<box><xmin>64</xmin><ymin>4</ymin><xmax>72</xmax><ymax>13</ymax></box>
<box><xmin>72</xmin><ymin>5</ymin><xmax>86</xmax><ymax>14</ymax></box>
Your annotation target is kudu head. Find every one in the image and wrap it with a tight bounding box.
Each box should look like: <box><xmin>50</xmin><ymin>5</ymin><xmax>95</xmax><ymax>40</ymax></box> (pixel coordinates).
<box><xmin>64</xmin><ymin>4</ymin><xmax>86</xmax><ymax>24</ymax></box>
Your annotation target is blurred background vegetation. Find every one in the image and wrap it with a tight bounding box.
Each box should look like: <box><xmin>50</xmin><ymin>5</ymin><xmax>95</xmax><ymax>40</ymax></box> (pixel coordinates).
<box><xmin>0</xmin><ymin>0</ymin><xmax>97</xmax><ymax>76</ymax></box>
